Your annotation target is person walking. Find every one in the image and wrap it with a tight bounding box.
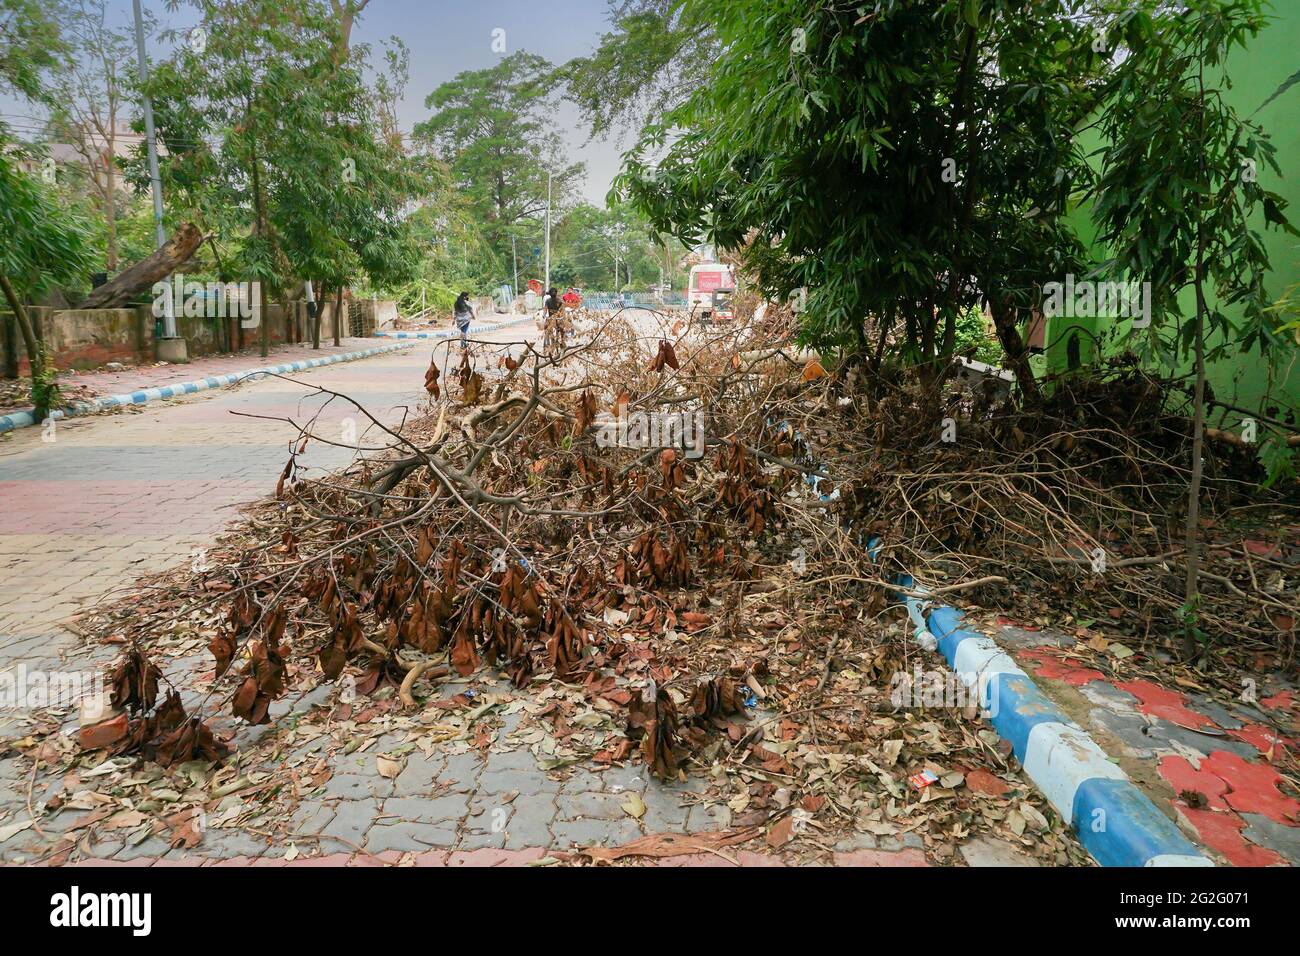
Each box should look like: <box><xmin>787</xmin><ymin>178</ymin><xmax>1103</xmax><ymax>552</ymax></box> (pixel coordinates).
<box><xmin>453</xmin><ymin>291</ymin><xmax>475</xmax><ymax>348</ymax></box>
<box><xmin>543</xmin><ymin>287</ymin><xmax>562</xmax><ymax>317</ymax></box>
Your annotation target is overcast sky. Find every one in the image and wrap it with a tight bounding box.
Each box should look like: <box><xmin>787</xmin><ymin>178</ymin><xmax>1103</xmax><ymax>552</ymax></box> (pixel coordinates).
<box><xmin>1</xmin><ymin>0</ymin><xmax>631</xmax><ymax>204</ymax></box>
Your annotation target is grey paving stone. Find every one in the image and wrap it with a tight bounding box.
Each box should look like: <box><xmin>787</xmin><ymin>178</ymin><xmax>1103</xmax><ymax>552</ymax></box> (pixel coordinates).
<box><xmin>292</xmin><ymin>802</ymin><xmax>336</xmax><ymax>837</ymax></box>
<box><xmin>194</xmin><ymin>827</ymin><xmax>269</xmax><ymax>859</ymax></box>
<box><xmin>384</xmin><ymin>792</ymin><xmax>470</xmax><ymax>824</ymax></box>
<box><xmin>685</xmin><ymin>803</ymin><xmax>732</xmax><ymax>832</ymax></box>
<box><xmin>1089</xmin><ymin>708</ymin><xmax>1257</xmax><ymax>761</ymax></box>
<box><xmin>960</xmin><ymin>835</ymin><xmax>1040</xmax><ymax>867</ymax></box>
<box><xmin>560</xmin><ymin>769</ymin><xmax>607</xmax><ymax>794</ymax></box>
<box><xmin>323</xmin><ymin>772</ymin><xmax>395</xmax><ymax>799</ymax></box>
<box><xmin>331</xmin><ymin>749</ymin><xmax>385</xmax><ymax>776</ymax></box>
<box><xmin>833</xmin><ymin>832</ymin><xmax>878</xmax><ymax>852</ymax></box>
<box><xmin>483</xmin><ymin>749</ymin><xmax>537</xmax><ymax>773</ymax></box>
<box><xmin>503</xmin><ymin>797</ymin><xmax>556</xmax><ymax>850</ymax></box>
<box><xmin>83</xmin><ymin>836</ymin><xmax>128</xmax><ymax>859</ymax></box>
<box><xmin>1240</xmin><ymin>813</ymin><xmax>1300</xmax><ymax>866</ymax></box>
<box><xmin>364</xmin><ymin>820</ymin><xmax>456</xmax><ymax>852</ymax></box>
<box><xmin>457</xmin><ymin>828</ymin><xmax>508</xmax><ymax>850</ymax></box>
<box><xmin>393</xmin><ymin>752</ymin><xmax>447</xmax><ymax>796</ymax></box>
<box><xmin>319</xmin><ymin>798</ymin><xmax>380</xmax><ymax>849</ymax></box>
<box><xmin>556</xmin><ymin>791</ymin><xmax>629</xmax><ymax>822</ymax></box>
<box><xmin>996</xmin><ymin>625</ymin><xmax>1072</xmax><ymax>649</ymax></box>
<box><xmin>639</xmin><ymin>789</ymin><xmax>689</xmax><ymax>832</ymax></box>
<box><xmin>1079</xmin><ymin>681</ymin><xmax>1140</xmax><ymax>713</ymax></box>
<box><xmin>550</xmin><ymin>817</ymin><xmax>641</xmax><ymax>848</ymax></box>
<box><xmin>114</xmin><ymin>834</ymin><xmax>174</xmax><ymax>861</ymax></box>
<box><xmin>600</xmin><ymin>765</ymin><xmax>649</xmax><ymax>793</ymax></box>
<box><xmin>1186</xmin><ymin>696</ymin><xmax>1245</xmax><ymax>730</ymax></box>
<box><xmin>478</xmin><ymin>767</ymin><xmax>559</xmax><ymax>796</ymax></box>
<box><xmin>440</xmin><ymin>752</ymin><xmax>484</xmax><ymax>790</ymax></box>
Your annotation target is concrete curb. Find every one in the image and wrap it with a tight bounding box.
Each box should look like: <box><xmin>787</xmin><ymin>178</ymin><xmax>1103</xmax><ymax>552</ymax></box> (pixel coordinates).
<box><xmin>0</xmin><ymin>315</ymin><xmax>537</xmax><ymax>434</ymax></box>
<box><xmin>896</xmin><ymin>574</ymin><xmax>1213</xmax><ymax>867</ymax></box>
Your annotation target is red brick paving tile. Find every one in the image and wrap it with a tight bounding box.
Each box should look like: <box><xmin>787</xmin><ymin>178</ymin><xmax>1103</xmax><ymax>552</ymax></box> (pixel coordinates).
<box><xmin>346</xmin><ymin>850</ymin><xmax>405</xmax><ymax>867</ymax></box>
<box><xmin>290</xmin><ymin>853</ymin><xmax>354</xmax><ymax>867</ymax></box>
<box><xmin>411</xmin><ymin>850</ymin><xmax>449</xmax><ymax>867</ymax></box>
<box><xmin>1175</xmin><ymin>805</ymin><xmax>1285</xmax><ymax>867</ymax></box>
<box><xmin>445</xmin><ymin>847</ymin><xmax>547</xmax><ymax>867</ymax></box>
<box><xmin>832</xmin><ymin>848</ymin><xmax>929</xmax><ymax>867</ymax></box>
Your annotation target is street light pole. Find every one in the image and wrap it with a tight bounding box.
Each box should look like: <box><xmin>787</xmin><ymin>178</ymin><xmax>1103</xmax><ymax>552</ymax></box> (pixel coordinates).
<box><xmin>131</xmin><ymin>0</ymin><xmax>182</xmax><ymax>358</ymax></box>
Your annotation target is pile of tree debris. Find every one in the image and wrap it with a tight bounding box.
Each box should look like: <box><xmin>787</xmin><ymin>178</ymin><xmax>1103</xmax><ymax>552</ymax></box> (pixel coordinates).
<box><xmin>30</xmin><ymin>308</ymin><xmax>1297</xmax><ymax>862</ymax></box>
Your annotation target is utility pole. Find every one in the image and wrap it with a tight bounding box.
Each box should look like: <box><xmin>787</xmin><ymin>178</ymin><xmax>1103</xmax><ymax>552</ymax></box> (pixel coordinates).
<box><xmin>543</xmin><ymin>169</ymin><xmax>552</xmax><ymax>291</ymax></box>
<box><xmin>511</xmin><ymin>235</ymin><xmax>518</xmax><ymax>298</ymax></box>
<box><xmin>132</xmin><ymin>0</ymin><xmax>185</xmax><ymax>361</ymax></box>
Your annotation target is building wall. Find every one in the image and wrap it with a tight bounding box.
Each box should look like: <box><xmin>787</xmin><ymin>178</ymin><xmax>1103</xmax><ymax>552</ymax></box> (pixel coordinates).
<box><xmin>1046</xmin><ymin>3</ymin><xmax>1300</xmax><ymax>425</ymax></box>
<box><xmin>2</xmin><ymin>299</ymin><xmax>354</xmax><ymax>374</ymax></box>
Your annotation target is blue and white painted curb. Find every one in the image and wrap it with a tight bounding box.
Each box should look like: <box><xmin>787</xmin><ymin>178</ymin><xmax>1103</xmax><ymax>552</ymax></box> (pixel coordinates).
<box><xmin>0</xmin><ymin>342</ymin><xmax>417</xmax><ymax>434</ymax></box>
<box><xmin>0</xmin><ymin>314</ymin><xmax>537</xmax><ymax>434</ymax></box>
<box><xmin>894</xmin><ymin>571</ymin><xmax>1213</xmax><ymax>867</ymax></box>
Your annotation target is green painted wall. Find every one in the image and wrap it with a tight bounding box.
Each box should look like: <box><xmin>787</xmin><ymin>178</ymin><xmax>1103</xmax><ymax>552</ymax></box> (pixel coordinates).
<box><xmin>1046</xmin><ymin>2</ymin><xmax>1300</xmax><ymax>427</ymax></box>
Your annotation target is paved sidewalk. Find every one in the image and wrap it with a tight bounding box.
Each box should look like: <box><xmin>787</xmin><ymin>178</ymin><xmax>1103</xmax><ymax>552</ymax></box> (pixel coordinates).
<box><xmin>0</xmin><ymin>338</ymin><xmax>397</xmax><ymax>418</ymax></box>
<box><xmin>986</xmin><ymin>615</ymin><xmax>1300</xmax><ymax>866</ymax></box>
<box><xmin>0</xmin><ymin>324</ymin><xmax>535</xmax><ymax>640</ymax></box>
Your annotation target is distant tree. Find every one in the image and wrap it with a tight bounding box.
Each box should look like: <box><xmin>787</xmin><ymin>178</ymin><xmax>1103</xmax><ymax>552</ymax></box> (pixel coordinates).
<box><xmin>415</xmin><ymin>52</ymin><xmax>584</xmax><ymax>271</ymax></box>
<box><xmin>141</xmin><ymin>0</ymin><xmax>428</xmax><ymax>353</ymax></box>
<box><xmin>49</xmin><ymin>0</ymin><xmax>137</xmax><ymax>272</ymax></box>
<box><xmin>0</xmin><ymin>0</ymin><xmax>93</xmax><ymax>415</ymax></box>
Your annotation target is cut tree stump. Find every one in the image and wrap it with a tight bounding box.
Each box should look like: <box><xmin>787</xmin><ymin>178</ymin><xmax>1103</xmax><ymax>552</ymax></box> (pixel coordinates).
<box><xmin>78</xmin><ymin>222</ymin><xmax>205</xmax><ymax>310</ymax></box>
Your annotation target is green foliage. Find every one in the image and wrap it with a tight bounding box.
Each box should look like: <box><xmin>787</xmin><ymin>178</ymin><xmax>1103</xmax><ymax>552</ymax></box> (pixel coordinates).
<box><xmin>558</xmin><ymin>1</ymin><xmax>717</xmax><ymax>139</ymax></box>
<box><xmin>29</xmin><ymin>340</ymin><xmax>60</xmax><ymax>415</ymax></box>
<box><xmin>0</xmin><ymin>148</ymin><xmax>95</xmax><ymax>297</ymax></box>
<box><xmin>1089</xmin><ymin>0</ymin><xmax>1297</xmax><ymax>487</ymax></box>
<box><xmin>953</xmin><ymin>307</ymin><xmax>1003</xmax><ymax>365</ymax></box>
<box><xmin>1090</xmin><ymin>0</ymin><xmax>1295</xmax><ymax>362</ymax></box>
<box><xmin>0</xmin><ymin>0</ymin><xmax>66</xmax><ymax>103</ymax></box>
<box><xmin>618</xmin><ymin>0</ymin><xmax>1106</xmax><ymax>365</ymax></box>
<box><xmin>137</xmin><ymin>0</ymin><xmax>429</xmax><ymax>304</ymax></box>
<box><xmin>415</xmin><ymin>52</ymin><xmax>583</xmax><ymax>274</ymax></box>
<box><xmin>549</xmin><ymin>201</ymin><xmax>672</xmax><ymax>290</ymax></box>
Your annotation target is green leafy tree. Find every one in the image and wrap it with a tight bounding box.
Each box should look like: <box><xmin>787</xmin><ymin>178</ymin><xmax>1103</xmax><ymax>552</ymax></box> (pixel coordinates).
<box><xmin>0</xmin><ymin>0</ymin><xmax>93</xmax><ymax>415</ymax></box>
<box><xmin>140</xmin><ymin>0</ymin><xmax>427</xmax><ymax>353</ymax></box>
<box><xmin>618</xmin><ymin>0</ymin><xmax>1110</xmax><ymax>402</ymax></box>
<box><xmin>47</xmin><ymin>0</ymin><xmax>137</xmax><ymax>272</ymax></box>
<box><xmin>415</xmin><ymin>52</ymin><xmax>584</xmax><ymax>275</ymax></box>
<box><xmin>0</xmin><ymin>0</ymin><xmax>65</xmax><ymax>103</ymax></box>
<box><xmin>1088</xmin><ymin>0</ymin><xmax>1296</xmax><ymax>656</ymax></box>
<box><xmin>558</xmin><ymin>0</ymin><xmax>717</xmax><ymax>140</ymax></box>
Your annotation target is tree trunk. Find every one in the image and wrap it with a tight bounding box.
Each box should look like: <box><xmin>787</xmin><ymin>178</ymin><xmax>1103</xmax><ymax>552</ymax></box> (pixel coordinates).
<box><xmin>1182</xmin><ymin>228</ymin><xmax>1209</xmax><ymax>660</ymax></box>
<box><xmin>989</xmin><ymin>298</ymin><xmax>1042</xmax><ymax>407</ymax></box>
<box><xmin>78</xmin><ymin>222</ymin><xmax>203</xmax><ymax>309</ymax></box>
<box><xmin>313</xmin><ymin>283</ymin><xmax>325</xmax><ymax>350</ymax></box>
<box><xmin>104</xmin><ymin>148</ymin><xmax>119</xmax><ymax>273</ymax></box>
<box><xmin>334</xmin><ymin>285</ymin><xmax>344</xmax><ymax>346</ymax></box>
<box><xmin>0</xmin><ymin>274</ymin><xmax>49</xmax><ymax>418</ymax></box>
